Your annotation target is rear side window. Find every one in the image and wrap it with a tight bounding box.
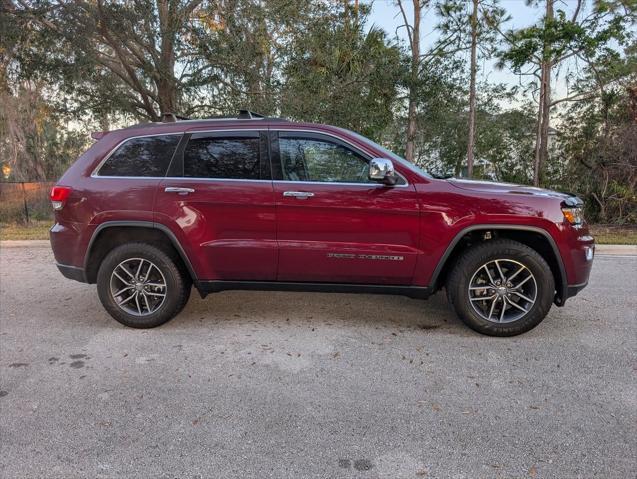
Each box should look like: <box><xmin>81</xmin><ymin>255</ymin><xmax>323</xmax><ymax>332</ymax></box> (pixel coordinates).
<box><xmin>183</xmin><ymin>136</ymin><xmax>260</xmax><ymax>179</ymax></box>
<box><xmin>98</xmin><ymin>135</ymin><xmax>180</xmax><ymax>177</ymax></box>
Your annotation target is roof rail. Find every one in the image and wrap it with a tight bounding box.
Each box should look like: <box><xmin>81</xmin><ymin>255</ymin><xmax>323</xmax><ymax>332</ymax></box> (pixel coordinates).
<box><xmin>161</xmin><ymin>112</ymin><xmax>191</xmax><ymax>123</ymax></box>
<box><xmin>237</xmin><ymin>110</ymin><xmax>266</xmax><ymax>119</ymax></box>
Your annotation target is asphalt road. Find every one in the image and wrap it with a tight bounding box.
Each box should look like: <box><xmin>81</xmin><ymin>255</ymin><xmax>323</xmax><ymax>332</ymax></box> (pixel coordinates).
<box><xmin>1</xmin><ymin>245</ymin><xmax>635</xmax><ymax>479</ymax></box>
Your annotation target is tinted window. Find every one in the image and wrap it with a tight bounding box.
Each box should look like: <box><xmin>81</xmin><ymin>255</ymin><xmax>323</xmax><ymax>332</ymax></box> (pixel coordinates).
<box><xmin>184</xmin><ymin>137</ymin><xmax>260</xmax><ymax>179</ymax></box>
<box><xmin>98</xmin><ymin>135</ymin><xmax>180</xmax><ymax>177</ymax></box>
<box><xmin>280</xmin><ymin>137</ymin><xmax>370</xmax><ymax>183</ymax></box>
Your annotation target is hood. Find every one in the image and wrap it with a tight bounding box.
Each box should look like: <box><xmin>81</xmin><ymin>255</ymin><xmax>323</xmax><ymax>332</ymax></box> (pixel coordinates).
<box><xmin>447</xmin><ymin>178</ymin><xmax>582</xmax><ymax>206</ymax></box>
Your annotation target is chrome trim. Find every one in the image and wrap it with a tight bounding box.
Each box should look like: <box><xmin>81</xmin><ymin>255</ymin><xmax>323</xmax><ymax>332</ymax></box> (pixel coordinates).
<box><xmin>369</xmin><ymin>157</ymin><xmax>396</xmax><ymax>183</ymax></box>
<box><xmin>164</xmin><ymin>186</ymin><xmax>195</xmax><ymax>195</ymax></box>
<box><xmin>273</xmin><ymin>180</ymin><xmax>409</xmax><ymax>188</ymax></box>
<box><xmin>89</xmin><ymin>127</ymin><xmax>410</xmax><ymax>186</ymax></box>
<box><xmin>166</xmin><ymin>177</ymin><xmax>272</xmax><ymax>183</ymax></box>
<box><xmin>283</xmin><ymin>191</ymin><xmax>314</xmax><ymax>198</ymax></box>
<box><xmin>271</xmin><ymin>128</ymin><xmax>410</xmax><ymax>187</ymax></box>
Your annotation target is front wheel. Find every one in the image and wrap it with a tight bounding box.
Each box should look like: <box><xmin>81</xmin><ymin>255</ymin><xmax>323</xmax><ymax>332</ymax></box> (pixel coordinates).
<box><xmin>97</xmin><ymin>243</ymin><xmax>191</xmax><ymax>328</ymax></box>
<box><xmin>446</xmin><ymin>239</ymin><xmax>555</xmax><ymax>336</ymax></box>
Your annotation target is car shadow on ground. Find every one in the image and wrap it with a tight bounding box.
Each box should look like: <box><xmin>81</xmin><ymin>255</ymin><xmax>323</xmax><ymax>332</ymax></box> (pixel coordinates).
<box><xmin>158</xmin><ymin>288</ymin><xmax>475</xmax><ymax>336</ymax></box>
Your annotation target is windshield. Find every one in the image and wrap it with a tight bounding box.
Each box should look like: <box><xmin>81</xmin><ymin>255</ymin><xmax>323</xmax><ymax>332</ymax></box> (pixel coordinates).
<box><xmin>343</xmin><ymin>129</ymin><xmax>433</xmax><ymax>179</ymax></box>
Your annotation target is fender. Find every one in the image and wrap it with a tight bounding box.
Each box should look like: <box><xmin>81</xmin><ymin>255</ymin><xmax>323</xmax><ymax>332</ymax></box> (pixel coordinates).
<box><xmin>428</xmin><ymin>224</ymin><xmax>568</xmax><ymax>306</ymax></box>
<box><xmin>83</xmin><ymin>220</ymin><xmax>198</xmax><ymax>281</ymax></box>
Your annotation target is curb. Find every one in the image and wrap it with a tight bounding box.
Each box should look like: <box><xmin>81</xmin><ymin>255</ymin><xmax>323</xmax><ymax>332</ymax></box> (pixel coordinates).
<box><xmin>1</xmin><ymin>240</ymin><xmax>636</xmax><ymax>255</ymax></box>
<box><xmin>594</xmin><ymin>244</ymin><xmax>637</xmax><ymax>256</ymax></box>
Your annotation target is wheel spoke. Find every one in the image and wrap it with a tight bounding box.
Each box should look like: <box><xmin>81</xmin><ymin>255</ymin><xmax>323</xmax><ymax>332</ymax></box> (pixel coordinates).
<box><xmin>118</xmin><ymin>291</ymin><xmax>136</xmax><ymax>305</ymax></box>
<box><xmin>482</xmin><ymin>265</ymin><xmax>497</xmax><ymax>285</ymax></box>
<box><xmin>113</xmin><ymin>270</ymin><xmax>129</xmax><ymax>285</ymax></box>
<box><xmin>470</xmin><ymin>294</ymin><xmax>496</xmax><ymax>302</ymax></box>
<box><xmin>495</xmin><ymin>260</ymin><xmax>506</xmax><ymax>282</ymax></box>
<box><xmin>114</xmin><ymin>285</ymin><xmax>134</xmax><ymax>296</ymax></box>
<box><xmin>507</xmin><ymin>265</ymin><xmax>526</xmax><ymax>282</ymax></box>
<box><xmin>117</xmin><ymin>265</ymin><xmax>135</xmax><ymax>280</ymax></box>
<box><xmin>142</xmin><ymin>293</ymin><xmax>151</xmax><ymax>313</ymax></box>
<box><xmin>487</xmin><ymin>297</ymin><xmax>498</xmax><ymax>320</ymax></box>
<box><xmin>145</xmin><ymin>282</ymin><xmax>166</xmax><ymax>289</ymax></box>
<box><xmin>514</xmin><ymin>274</ymin><xmax>533</xmax><ymax>289</ymax></box>
<box><xmin>135</xmin><ymin>259</ymin><xmax>144</xmax><ymax>279</ymax></box>
<box><xmin>512</xmin><ymin>291</ymin><xmax>534</xmax><ymax>303</ymax></box>
<box><xmin>499</xmin><ymin>297</ymin><xmax>507</xmax><ymax>322</ymax></box>
<box><xmin>506</xmin><ymin>297</ymin><xmax>528</xmax><ymax>312</ymax></box>
<box><xmin>144</xmin><ymin>291</ymin><xmax>166</xmax><ymax>297</ymax></box>
<box><xmin>134</xmin><ymin>293</ymin><xmax>142</xmax><ymax>315</ymax></box>
<box><xmin>469</xmin><ymin>286</ymin><xmax>490</xmax><ymax>291</ymax></box>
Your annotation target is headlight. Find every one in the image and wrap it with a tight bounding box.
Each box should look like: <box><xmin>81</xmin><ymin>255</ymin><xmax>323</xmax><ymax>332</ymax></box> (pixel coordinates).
<box><xmin>562</xmin><ymin>206</ymin><xmax>584</xmax><ymax>225</ymax></box>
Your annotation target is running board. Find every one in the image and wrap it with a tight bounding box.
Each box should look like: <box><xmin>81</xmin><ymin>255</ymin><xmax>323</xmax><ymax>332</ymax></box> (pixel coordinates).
<box><xmin>195</xmin><ymin>280</ymin><xmax>433</xmax><ymax>299</ymax></box>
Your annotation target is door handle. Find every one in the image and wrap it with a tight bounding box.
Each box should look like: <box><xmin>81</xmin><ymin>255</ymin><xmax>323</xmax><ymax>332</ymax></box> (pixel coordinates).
<box><xmin>283</xmin><ymin>191</ymin><xmax>314</xmax><ymax>199</ymax></box>
<box><xmin>164</xmin><ymin>187</ymin><xmax>195</xmax><ymax>195</ymax></box>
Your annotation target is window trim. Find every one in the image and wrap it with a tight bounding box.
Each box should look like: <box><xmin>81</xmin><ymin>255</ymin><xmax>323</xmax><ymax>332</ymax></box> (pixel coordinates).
<box><xmin>91</xmin><ymin>132</ymin><xmax>184</xmax><ymax>179</ymax></box>
<box><xmin>270</xmin><ymin>129</ymin><xmax>409</xmax><ymax>187</ymax></box>
<box><xmin>90</xmin><ymin>128</ymin><xmax>408</xmax><ymax>187</ymax></box>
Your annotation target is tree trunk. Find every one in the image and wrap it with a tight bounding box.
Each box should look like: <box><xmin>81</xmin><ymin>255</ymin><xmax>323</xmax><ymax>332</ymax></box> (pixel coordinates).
<box><xmin>466</xmin><ymin>0</ymin><xmax>478</xmax><ymax>178</ymax></box>
<box><xmin>157</xmin><ymin>0</ymin><xmax>177</xmax><ymax>115</ymax></box>
<box><xmin>533</xmin><ymin>0</ymin><xmax>553</xmax><ymax>187</ymax></box>
<box><xmin>405</xmin><ymin>0</ymin><xmax>421</xmax><ymax>163</ymax></box>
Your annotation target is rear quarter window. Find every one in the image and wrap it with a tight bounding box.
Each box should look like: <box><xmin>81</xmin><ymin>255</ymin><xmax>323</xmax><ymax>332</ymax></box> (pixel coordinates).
<box><xmin>97</xmin><ymin>135</ymin><xmax>181</xmax><ymax>177</ymax></box>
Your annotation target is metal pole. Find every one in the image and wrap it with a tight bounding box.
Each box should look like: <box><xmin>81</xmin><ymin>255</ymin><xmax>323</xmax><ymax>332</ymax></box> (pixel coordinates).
<box><xmin>21</xmin><ymin>182</ymin><xmax>30</xmax><ymax>224</ymax></box>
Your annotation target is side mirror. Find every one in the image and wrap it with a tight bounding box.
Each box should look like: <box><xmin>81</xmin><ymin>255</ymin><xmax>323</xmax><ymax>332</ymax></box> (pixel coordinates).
<box><xmin>368</xmin><ymin>158</ymin><xmax>397</xmax><ymax>185</ymax></box>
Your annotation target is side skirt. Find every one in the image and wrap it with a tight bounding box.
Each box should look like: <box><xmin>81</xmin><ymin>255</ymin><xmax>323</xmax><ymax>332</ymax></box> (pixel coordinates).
<box><xmin>195</xmin><ymin>280</ymin><xmax>433</xmax><ymax>300</ymax></box>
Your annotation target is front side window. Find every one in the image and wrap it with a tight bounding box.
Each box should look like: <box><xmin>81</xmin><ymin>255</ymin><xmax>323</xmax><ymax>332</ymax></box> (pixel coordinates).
<box><xmin>279</xmin><ymin>137</ymin><xmax>371</xmax><ymax>183</ymax></box>
<box><xmin>183</xmin><ymin>136</ymin><xmax>260</xmax><ymax>179</ymax></box>
<box><xmin>98</xmin><ymin>135</ymin><xmax>180</xmax><ymax>177</ymax></box>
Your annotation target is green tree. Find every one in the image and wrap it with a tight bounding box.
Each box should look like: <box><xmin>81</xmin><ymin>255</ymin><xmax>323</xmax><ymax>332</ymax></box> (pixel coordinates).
<box><xmin>498</xmin><ymin>0</ymin><xmax>634</xmax><ymax>186</ymax></box>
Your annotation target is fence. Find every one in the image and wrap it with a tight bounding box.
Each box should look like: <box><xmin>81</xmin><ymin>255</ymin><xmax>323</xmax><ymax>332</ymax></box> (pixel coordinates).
<box><xmin>0</xmin><ymin>181</ymin><xmax>56</xmax><ymax>224</ymax></box>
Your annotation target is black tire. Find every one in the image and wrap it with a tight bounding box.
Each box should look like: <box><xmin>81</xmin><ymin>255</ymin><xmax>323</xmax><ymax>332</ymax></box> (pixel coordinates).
<box><xmin>446</xmin><ymin>239</ymin><xmax>555</xmax><ymax>337</ymax></box>
<box><xmin>97</xmin><ymin>242</ymin><xmax>191</xmax><ymax>328</ymax></box>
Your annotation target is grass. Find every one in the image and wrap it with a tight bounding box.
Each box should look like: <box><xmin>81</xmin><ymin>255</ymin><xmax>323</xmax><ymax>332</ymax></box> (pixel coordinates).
<box><xmin>589</xmin><ymin>225</ymin><xmax>637</xmax><ymax>245</ymax></box>
<box><xmin>0</xmin><ymin>221</ymin><xmax>52</xmax><ymax>241</ymax></box>
<box><xmin>1</xmin><ymin>221</ymin><xmax>635</xmax><ymax>244</ymax></box>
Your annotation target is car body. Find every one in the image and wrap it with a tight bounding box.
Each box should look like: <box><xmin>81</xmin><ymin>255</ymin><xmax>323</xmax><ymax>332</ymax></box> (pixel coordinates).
<box><xmin>49</xmin><ymin>111</ymin><xmax>595</xmax><ymax>335</ymax></box>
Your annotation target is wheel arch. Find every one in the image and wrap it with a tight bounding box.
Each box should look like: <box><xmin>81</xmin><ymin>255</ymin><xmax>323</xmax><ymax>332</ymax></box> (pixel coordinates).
<box><xmin>431</xmin><ymin>225</ymin><xmax>568</xmax><ymax>306</ymax></box>
<box><xmin>84</xmin><ymin>221</ymin><xmax>196</xmax><ymax>284</ymax></box>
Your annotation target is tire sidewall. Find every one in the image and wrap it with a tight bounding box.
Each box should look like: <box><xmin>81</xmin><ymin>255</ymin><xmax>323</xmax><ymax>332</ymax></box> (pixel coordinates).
<box><xmin>97</xmin><ymin>243</ymin><xmax>186</xmax><ymax>328</ymax></box>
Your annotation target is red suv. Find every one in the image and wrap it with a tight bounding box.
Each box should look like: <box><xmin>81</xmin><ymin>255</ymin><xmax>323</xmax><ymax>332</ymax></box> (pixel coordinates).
<box><xmin>49</xmin><ymin>111</ymin><xmax>594</xmax><ymax>336</ymax></box>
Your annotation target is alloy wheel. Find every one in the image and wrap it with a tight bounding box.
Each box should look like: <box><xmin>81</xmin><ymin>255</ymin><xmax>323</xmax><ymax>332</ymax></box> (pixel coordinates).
<box><xmin>468</xmin><ymin>259</ymin><xmax>537</xmax><ymax>323</ymax></box>
<box><xmin>110</xmin><ymin>258</ymin><xmax>167</xmax><ymax>316</ymax></box>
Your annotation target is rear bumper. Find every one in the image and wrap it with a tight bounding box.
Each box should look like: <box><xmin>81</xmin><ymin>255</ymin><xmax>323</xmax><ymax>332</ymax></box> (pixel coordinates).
<box><xmin>56</xmin><ymin>263</ymin><xmax>87</xmax><ymax>283</ymax></box>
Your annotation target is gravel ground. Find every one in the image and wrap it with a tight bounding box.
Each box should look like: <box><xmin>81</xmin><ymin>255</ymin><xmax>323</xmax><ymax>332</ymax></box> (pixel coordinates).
<box><xmin>0</xmin><ymin>245</ymin><xmax>635</xmax><ymax>479</ymax></box>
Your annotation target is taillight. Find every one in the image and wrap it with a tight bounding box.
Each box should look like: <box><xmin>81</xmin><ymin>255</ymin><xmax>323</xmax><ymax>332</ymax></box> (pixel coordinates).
<box><xmin>50</xmin><ymin>186</ymin><xmax>72</xmax><ymax>210</ymax></box>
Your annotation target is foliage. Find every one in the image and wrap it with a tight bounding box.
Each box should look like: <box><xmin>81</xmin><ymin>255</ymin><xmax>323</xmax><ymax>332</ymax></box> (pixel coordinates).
<box><xmin>0</xmin><ymin>0</ymin><xmax>635</xmax><ymax>224</ymax></box>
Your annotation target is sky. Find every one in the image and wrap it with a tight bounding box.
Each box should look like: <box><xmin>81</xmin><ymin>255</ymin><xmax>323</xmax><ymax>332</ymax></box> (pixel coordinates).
<box><xmin>367</xmin><ymin>0</ymin><xmax>592</xmax><ymax>105</ymax></box>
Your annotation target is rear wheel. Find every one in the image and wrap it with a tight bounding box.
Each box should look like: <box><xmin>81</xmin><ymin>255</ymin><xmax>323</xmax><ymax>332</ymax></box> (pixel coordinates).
<box><xmin>97</xmin><ymin>243</ymin><xmax>191</xmax><ymax>328</ymax></box>
<box><xmin>446</xmin><ymin>239</ymin><xmax>555</xmax><ymax>336</ymax></box>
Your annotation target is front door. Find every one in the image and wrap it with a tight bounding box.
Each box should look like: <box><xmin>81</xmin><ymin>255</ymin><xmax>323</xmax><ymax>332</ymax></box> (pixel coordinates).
<box><xmin>271</xmin><ymin>131</ymin><xmax>420</xmax><ymax>284</ymax></box>
<box><xmin>154</xmin><ymin>130</ymin><xmax>277</xmax><ymax>281</ymax></box>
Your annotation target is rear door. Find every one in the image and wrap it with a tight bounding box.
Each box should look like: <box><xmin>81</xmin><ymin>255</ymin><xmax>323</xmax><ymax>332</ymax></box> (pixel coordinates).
<box><xmin>154</xmin><ymin>130</ymin><xmax>277</xmax><ymax>281</ymax></box>
<box><xmin>271</xmin><ymin>130</ymin><xmax>421</xmax><ymax>285</ymax></box>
